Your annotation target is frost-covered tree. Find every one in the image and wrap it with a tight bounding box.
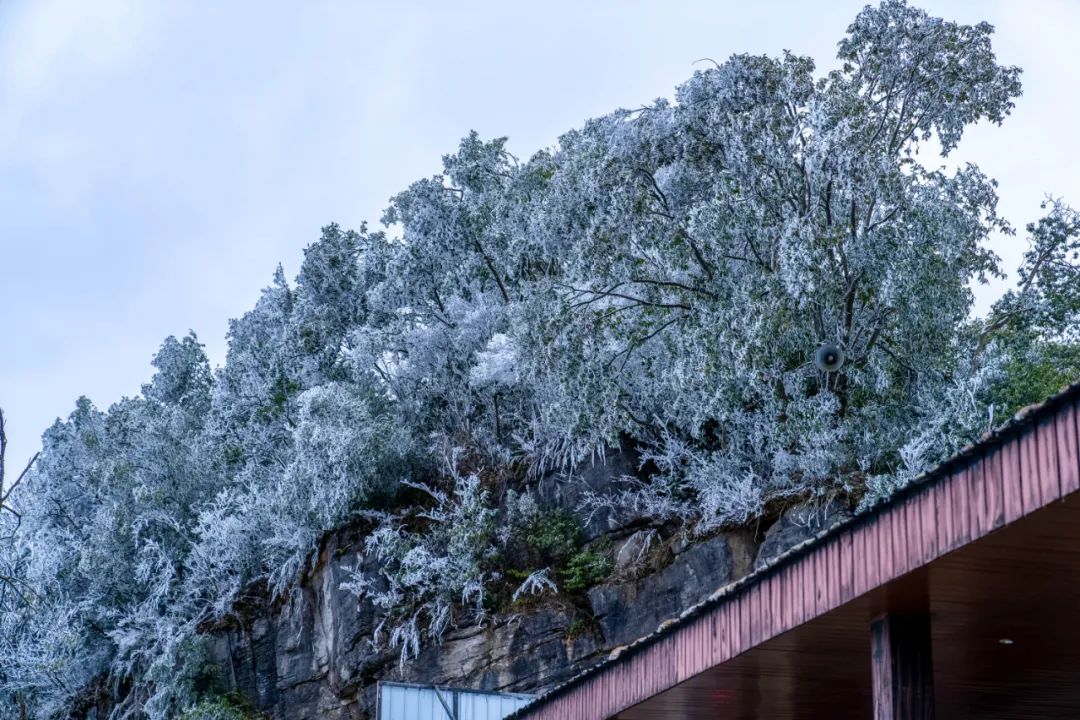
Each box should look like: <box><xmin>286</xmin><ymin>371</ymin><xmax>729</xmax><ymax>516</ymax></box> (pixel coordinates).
<box><xmin>344</xmin><ymin>460</ymin><xmax>500</xmax><ymax>665</ymax></box>
<box><xmin>0</xmin><ymin>407</ymin><xmax>40</xmax><ymax>719</ymax></box>
<box><xmin>187</xmin><ymin>225</ymin><xmax>417</xmax><ymax>609</ymax></box>
<box><xmin>1</xmin><ymin>408</ymin><xmax>37</xmax><ymax>601</ymax></box>
<box><xmin>2</xmin><ymin>3</ymin><xmax>1078</xmax><ymax>717</ymax></box>
<box><xmin>352</xmin><ymin>0</ymin><xmax>1023</xmax><ymax>529</ymax></box>
<box><xmin>292</xmin><ymin>224</ymin><xmax>376</xmax><ymax>385</ymax></box>
<box><xmin>209</xmin><ymin>265</ymin><xmax>298</xmax><ymax>476</ymax></box>
<box><xmin>0</xmin><ymin>335</ymin><xmax>219</xmax><ymax>715</ymax></box>
<box><xmin>971</xmin><ymin>198</ymin><xmax>1080</xmax><ymax>423</ymax></box>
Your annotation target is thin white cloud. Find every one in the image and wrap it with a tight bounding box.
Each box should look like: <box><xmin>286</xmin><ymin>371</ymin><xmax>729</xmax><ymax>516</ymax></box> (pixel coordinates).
<box><xmin>0</xmin><ymin>0</ymin><xmax>166</xmax><ymax>129</ymax></box>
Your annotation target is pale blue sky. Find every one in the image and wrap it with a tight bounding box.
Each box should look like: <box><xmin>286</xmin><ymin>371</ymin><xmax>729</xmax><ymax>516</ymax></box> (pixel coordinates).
<box><xmin>1</xmin><ymin>0</ymin><xmax>1078</xmax><ymax>469</ymax></box>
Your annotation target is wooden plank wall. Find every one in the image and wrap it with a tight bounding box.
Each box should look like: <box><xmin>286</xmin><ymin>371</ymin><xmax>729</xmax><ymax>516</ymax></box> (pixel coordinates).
<box><xmin>517</xmin><ymin>394</ymin><xmax>1080</xmax><ymax>720</ymax></box>
<box><xmin>870</xmin><ymin>613</ymin><xmax>935</xmax><ymax>720</ymax></box>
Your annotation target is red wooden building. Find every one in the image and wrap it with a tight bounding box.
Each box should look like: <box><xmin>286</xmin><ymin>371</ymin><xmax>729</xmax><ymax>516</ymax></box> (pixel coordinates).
<box><xmin>510</xmin><ymin>383</ymin><xmax>1080</xmax><ymax>719</ymax></box>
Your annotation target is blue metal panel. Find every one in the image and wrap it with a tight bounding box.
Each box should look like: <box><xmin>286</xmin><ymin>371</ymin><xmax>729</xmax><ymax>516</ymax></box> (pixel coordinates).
<box><xmin>457</xmin><ymin>690</ymin><xmax>532</xmax><ymax>720</ymax></box>
<box><xmin>380</xmin><ymin>683</ymin><xmax>532</xmax><ymax>720</ymax></box>
<box><xmin>380</xmin><ymin>683</ymin><xmax>451</xmax><ymax>720</ymax></box>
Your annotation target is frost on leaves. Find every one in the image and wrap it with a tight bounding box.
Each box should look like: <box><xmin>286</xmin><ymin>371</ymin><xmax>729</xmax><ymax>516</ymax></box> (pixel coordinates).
<box><xmin>1</xmin><ymin>4</ymin><xmax>1076</xmax><ymax>718</ymax></box>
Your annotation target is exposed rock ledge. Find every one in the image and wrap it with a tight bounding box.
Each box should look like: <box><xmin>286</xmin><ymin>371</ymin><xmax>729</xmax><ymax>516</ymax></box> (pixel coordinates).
<box><xmin>79</xmin><ymin>455</ymin><xmax>847</xmax><ymax>719</ymax></box>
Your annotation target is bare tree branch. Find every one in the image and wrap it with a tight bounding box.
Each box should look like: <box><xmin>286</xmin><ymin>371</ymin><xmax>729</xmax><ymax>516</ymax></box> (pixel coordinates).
<box><xmin>1</xmin><ymin>408</ymin><xmax>39</xmax><ymax>512</ymax></box>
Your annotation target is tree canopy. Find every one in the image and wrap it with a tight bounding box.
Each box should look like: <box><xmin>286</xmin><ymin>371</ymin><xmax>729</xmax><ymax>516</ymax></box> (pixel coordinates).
<box><xmin>2</xmin><ymin>2</ymin><xmax>1078</xmax><ymax>717</ymax></box>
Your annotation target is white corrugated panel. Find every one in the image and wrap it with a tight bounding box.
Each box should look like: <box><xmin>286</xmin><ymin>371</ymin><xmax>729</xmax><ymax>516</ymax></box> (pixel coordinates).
<box><xmin>379</xmin><ymin>683</ymin><xmax>532</xmax><ymax>720</ymax></box>
<box><xmin>379</xmin><ymin>683</ymin><xmax>451</xmax><ymax>720</ymax></box>
<box><xmin>458</xmin><ymin>689</ymin><xmax>533</xmax><ymax>720</ymax></box>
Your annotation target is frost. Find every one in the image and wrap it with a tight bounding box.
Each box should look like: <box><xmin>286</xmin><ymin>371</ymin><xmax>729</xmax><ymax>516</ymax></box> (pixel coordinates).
<box><xmin>343</xmin><ymin>461</ymin><xmax>499</xmax><ymax>666</ymax></box>
<box><xmin>469</xmin><ymin>333</ymin><xmax>519</xmax><ymax>388</ymax></box>
<box><xmin>0</xmin><ymin>4</ymin><xmax>1076</xmax><ymax>718</ymax></box>
<box><xmin>511</xmin><ymin>569</ymin><xmax>558</xmax><ymax>603</ymax></box>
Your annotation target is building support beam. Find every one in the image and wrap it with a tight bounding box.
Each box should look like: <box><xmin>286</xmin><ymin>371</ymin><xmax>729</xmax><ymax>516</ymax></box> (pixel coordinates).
<box><xmin>871</xmin><ymin>613</ymin><xmax>935</xmax><ymax>719</ymax></box>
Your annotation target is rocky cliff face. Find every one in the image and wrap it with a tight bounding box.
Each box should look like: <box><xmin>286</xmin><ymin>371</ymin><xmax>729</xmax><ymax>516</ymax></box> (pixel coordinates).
<box><xmin>84</xmin><ymin>460</ymin><xmax>848</xmax><ymax>720</ymax></box>
<box><xmin>201</xmin><ymin>528</ymin><xmax>753</xmax><ymax>720</ymax></box>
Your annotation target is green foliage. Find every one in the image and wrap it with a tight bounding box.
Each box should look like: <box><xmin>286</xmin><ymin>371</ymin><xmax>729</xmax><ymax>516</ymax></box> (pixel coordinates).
<box><xmin>560</xmin><ymin>542</ymin><xmax>613</xmax><ymax>593</ymax></box>
<box><xmin>990</xmin><ymin>341</ymin><xmax>1080</xmax><ymax>419</ymax></box>
<box><xmin>260</xmin><ymin>373</ymin><xmax>301</xmax><ymax>421</ymax></box>
<box><xmin>503</xmin><ymin>504</ymin><xmax>611</xmax><ymax>598</ymax></box>
<box><xmin>566</xmin><ymin>615</ymin><xmax>589</xmax><ymax>639</ymax></box>
<box><xmin>514</xmin><ymin>509</ymin><xmax>581</xmax><ymax>564</ymax></box>
<box><xmin>180</xmin><ymin>694</ymin><xmax>263</xmax><ymax>720</ymax></box>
